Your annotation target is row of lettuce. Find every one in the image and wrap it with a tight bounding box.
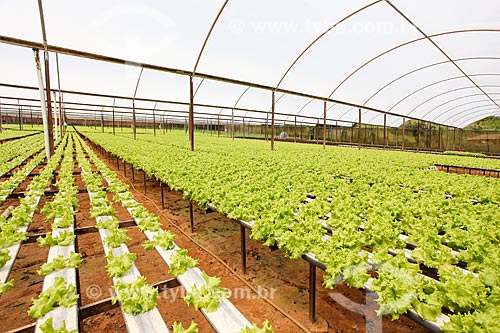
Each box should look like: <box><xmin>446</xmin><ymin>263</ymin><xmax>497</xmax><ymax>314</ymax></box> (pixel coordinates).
<box><xmin>79</xmin><ymin>129</ymin><xmax>500</xmax><ymax>332</ymax></box>
<box><xmin>1</xmin><ymin>132</ymin><xmax>272</xmax><ymax>333</ymax></box>
<box><xmin>0</xmin><ymin>133</ymin><xmax>44</xmax><ymax>177</ymax></box>
<box><xmin>0</xmin><ymin>127</ymin><xmax>42</xmax><ymax>141</ymax></box>
<box><xmin>74</xmin><ymin>133</ymin><xmax>272</xmax><ymax>332</ymax></box>
<box><xmin>0</xmin><ymin>135</ymin><xmax>64</xmax><ymax>294</ymax></box>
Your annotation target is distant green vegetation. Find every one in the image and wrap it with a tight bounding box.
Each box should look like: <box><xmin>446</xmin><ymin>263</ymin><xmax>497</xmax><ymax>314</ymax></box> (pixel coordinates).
<box><xmin>465</xmin><ymin>116</ymin><xmax>500</xmax><ymax>130</ymax></box>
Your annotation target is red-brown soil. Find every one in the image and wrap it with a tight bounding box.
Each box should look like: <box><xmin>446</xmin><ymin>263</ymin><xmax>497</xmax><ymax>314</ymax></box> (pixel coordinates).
<box><xmin>0</xmin><ymin>140</ymin><xmax>431</xmax><ymax>333</ymax></box>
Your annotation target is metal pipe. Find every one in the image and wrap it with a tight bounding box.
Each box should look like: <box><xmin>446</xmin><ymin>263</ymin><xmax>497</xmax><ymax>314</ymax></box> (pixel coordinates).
<box><xmin>240</xmin><ymin>226</ymin><xmax>247</xmax><ymax>275</ymax></box>
<box><xmin>271</xmin><ymin>91</ymin><xmax>275</xmax><ymax>151</ymax></box>
<box><xmin>417</xmin><ymin>120</ymin><xmax>420</xmax><ymax>150</ymax></box>
<box><xmin>0</xmin><ymin>35</ymin><xmax>455</xmax><ymax>127</ymax></box>
<box><xmin>43</xmin><ymin>51</ymin><xmax>54</xmax><ymax>154</ymax></box>
<box><xmin>189</xmin><ymin>201</ymin><xmax>194</xmax><ymax>232</ymax></box>
<box><xmin>428</xmin><ymin>122</ymin><xmax>432</xmax><ymax>148</ymax></box>
<box><xmin>294</xmin><ymin>116</ymin><xmax>297</xmax><ymax>143</ymax></box>
<box><xmin>18</xmin><ymin>99</ymin><xmax>23</xmax><ymax>130</ymax></box>
<box><xmin>358</xmin><ymin>108</ymin><xmax>361</xmax><ymax>148</ymax></box>
<box><xmin>383</xmin><ymin>114</ymin><xmax>387</xmax><ymax>147</ymax></box>
<box><xmin>217</xmin><ymin>114</ymin><xmax>220</xmax><ymax>138</ymax></box>
<box><xmin>33</xmin><ymin>48</ymin><xmax>53</xmax><ymax>160</ymax></box>
<box><xmin>53</xmin><ymin>91</ymin><xmax>58</xmax><ymax>138</ymax></box>
<box><xmin>438</xmin><ymin>126</ymin><xmax>442</xmax><ymax>150</ymax></box>
<box><xmin>385</xmin><ymin>0</ymin><xmax>500</xmax><ymax>112</ymax></box>
<box><xmin>323</xmin><ymin>101</ymin><xmax>327</xmax><ymax>149</ymax></box>
<box><xmin>36</xmin><ymin>0</ymin><xmax>54</xmax><ymax>155</ymax></box>
<box><xmin>189</xmin><ymin>76</ymin><xmax>195</xmax><ymax>151</ymax></box>
<box><xmin>153</xmin><ymin>101</ymin><xmax>157</xmax><ymax>137</ymax></box>
<box><xmin>160</xmin><ymin>182</ymin><xmax>165</xmax><ymax>209</ymax></box>
<box><xmin>309</xmin><ymin>263</ymin><xmax>316</xmax><ymax>323</ymax></box>
<box><xmin>231</xmin><ymin>108</ymin><xmax>235</xmax><ymax>141</ymax></box>
<box><xmin>402</xmin><ymin>117</ymin><xmax>406</xmax><ymax>150</ymax></box>
<box><xmin>132</xmin><ymin>68</ymin><xmax>144</xmax><ymax>140</ymax></box>
<box><xmin>112</xmin><ymin>98</ymin><xmax>115</xmax><ymax>135</ymax></box>
<box><xmin>55</xmin><ymin>53</ymin><xmax>63</xmax><ymax>136</ymax></box>
<box><xmin>100</xmin><ymin>107</ymin><xmax>104</xmax><ymax>133</ymax></box>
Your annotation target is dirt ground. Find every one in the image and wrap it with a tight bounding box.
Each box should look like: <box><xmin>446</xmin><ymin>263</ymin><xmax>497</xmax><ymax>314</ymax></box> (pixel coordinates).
<box><xmin>0</xmin><ymin>141</ymin><xmax>431</xmax><ymax>333</ymax></box>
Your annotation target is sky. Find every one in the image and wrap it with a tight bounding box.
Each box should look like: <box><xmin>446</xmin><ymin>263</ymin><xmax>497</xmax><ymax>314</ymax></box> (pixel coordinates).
<box><xmin>0</xmin><ymin>0</ymin><xmax>499</xmax><ymax>128</ymax></box>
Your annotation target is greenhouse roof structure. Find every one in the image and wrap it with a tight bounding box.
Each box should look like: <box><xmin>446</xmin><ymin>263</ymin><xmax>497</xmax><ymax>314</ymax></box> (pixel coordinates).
<box><xmin>0</xmin><ymin>0</ymin><xmax>499</xmax><ymax>129</ymax></box>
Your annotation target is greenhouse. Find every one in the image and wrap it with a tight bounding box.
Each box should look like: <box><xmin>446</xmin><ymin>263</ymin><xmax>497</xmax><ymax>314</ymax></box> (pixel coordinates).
<box><xmin>0</xmin><ymin>1</ymin><xmax>499</xmax><ymax>332</ymax></box>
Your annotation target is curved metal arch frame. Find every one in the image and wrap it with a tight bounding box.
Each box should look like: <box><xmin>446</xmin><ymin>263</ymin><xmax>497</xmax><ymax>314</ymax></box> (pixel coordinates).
<box><xmin>192</xmin><ymin>0</ymin><xmax>229</xmax><ymax>76</ymax></box>
<box><xmin>326</xmin><ymin>29</ymin><xmax>500</xmax><ymax>100</ymax></box>
<box><xmin>390</xmin><ymin>73</ymin><xmax>500</xmax><ymax>117</ymax></box>
<box><xmin>423</xmin><ymin>86</ymin><xmax>500</xmax><ymax>122</ymax></box>
<box><xmin>439</xmin><ymin>101</ymin><xmax>500</xmax><ymax>125</ymax></box>
<box><xmin>418</xmin><ymin>92</ymin><xmax>500</xmax><ymax>120</ymax></box>
<box><xmin>364</xmin><ymin>84</ymin><xmax>500</xmax><ymax>125</ymax></box>
<box><xmin>233</xmin><ymin>1</ymin><xmax>382</xmax><ymax>120</ymax></box>
<box><xmin>386</xmin><ymin>103</ymin><xmax>500</xmax><ymax>128</ymax></box>
<box><xmin>383</xmin><ymin>0</ymin><xmax>500</xmax><ymax>111</ymax></box>
<box><xmin>424</xmin><ymin>99</ymin><xmax>500</xmax><ymax>126</ymax></box>
<box><xmin>451</xmin><ymin>108</ymin><xmax>500</xmax><ymax>128</ymax></box>
<box><xmin>323</xmin><ymin>73</ymin><xmax>496</xmax><ymax>125</ymax></box>
<box><xmin>363</xmin><ymin>57</ymin><xmax>500</xmax><ymax>107</ymax></box>
<box><xmin>274</xmin><ymin>0</ymin><xmax>382</xmax><ymax>89</ymax></box>
<box><xmin>441</xmin><ymin>105</ymin><xmax>500</xmax><ymax>127</ymax></box>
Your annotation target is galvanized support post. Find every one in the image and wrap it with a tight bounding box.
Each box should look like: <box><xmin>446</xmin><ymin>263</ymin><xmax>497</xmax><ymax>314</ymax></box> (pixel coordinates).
<box><xmin>55</xmin><ymin>53</ymin><xmax>63</xmax><ymax>137</ymax></box>
<box><xmin>160</xmin><ymin>182</ymin><xmax>165</xmax><ymax>209</ymax></box>
<box><xmin>100</xmin><ymin>108</ymin><xmax>104</xmax><ymax>133</ymax></box>
<box><xmin>383</xmin><ymin>114</ymin><xmax>387</xmax><ymax>147</ymax></box>
<box><xmin>428</xmin><ymin>122</ymin><xmax>432</xmax><ymax>149</ymax></box>
<box><xmin>453</xmin><ymin>127</ymin><xmax>456</xmax><ymax>150</ymax></box>
<box><xmin>189</xmin><ymin>201</ymin><xmax>194</xmax><ymax>232</ymax></box>
<box><xmin>438</xmin><ymin>126</ymin><xmax>442</xmax><ymax>150</ymax></box>
<box><xmin>459</xmin><ymin>129</ymin><xmax>463</xmax><ymax>150</ymax></box>
<box><xmin>240</xmin><ymin>226</ymin><xmax>246</xmax><ymax>275</ymax></box>
<box><xmin>358</xmin><ymin>108</ymin><xmax>361</xmax><ymax>149</ymax></box>
<box><xmin>336</xmin><ymin>122</ymin><xmax>340</xmax><ymax>143</ymax></box>
<box><xmin>309</xmin><ymin>263</ymin><xmax>316</xmax><ymax>323</ymax></box>
<box><xmin>242</xmin><ymin>117</ymin><xmax>245</xmax><ymax>138</ymax></box>
<box><xmin>294</xmin><ymin>116</ymin><xmax>297</xmax><ymax>143</ymax></box>
<box><xmin>153</xmin><ymin>102</ymin><xmax>157</xmax><ymax>137</ymax></box>
<box><xmin>402</xmin><ymin>117</ymin><xmax>406</xmax><ymax>150</ymax></box>
<box><xmin>40</xmin><ymin>49</ymin><xmax>55</xmax><ymax>154</ymax></box>
<box><xmin>189</xmin><ymin>76</ymin><xmax>195</xmax><ymax>151</ymax></box>
<box><xmin>112</xmin><ymin>98</ymin><xmax>115</xmax><ymax>135</ymax></box>
<box><xmin>417</xmin><ymin>120</ymin><xmax>420</xmax><ymax>150</ymax></box>
<box><xmin>18</xmin><ymin>100</ymin><xmax>23</xmax><ymax>130</ymax></box>
<box><xmin>132</xmin><ymin>68</ymin><xmax>144</xmax><ymax>140</ymax></box>
<box><xmin>217</xmin><ymin>115</ymin><xmax>220</xmax><ymax>138</ymax></box>
<box><xmin>265</xmin><ymin>114</ymin><xmax>268</xmax><ymax>141</ymax></box>
<box><xmin>53</xmin><ymin>93</ymin><xmax>57</xmax><ymax>138</ymax></box>
<box><xmin>271</xmin><ymin>91</ymin><xmax>275</xmax><ymax>151</ymax></box>
<box><xmin>231</xmin><ymin>109</ymin><xmax>235</xmax><ymax>141</ymax></box>
<box><xmin>132</xmin><ymin>100</ymin><xmax>137</xmax><ymax>139</ymax></box>
<box><xmin>33</xmin><ymin>48</ymin><xmax>54</xmax><ymax>160</ymax></box>
<box><xmin>445</xmin><ymin>126</ymin><xmax>449</xmax><ymax>151</ymax></box>
<box><xmin>323</xmin><ymin>101</ymin><xmax>327</xmax><ymax>149</ymax></box>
